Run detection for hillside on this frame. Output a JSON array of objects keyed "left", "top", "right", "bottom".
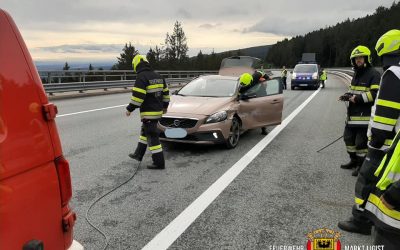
[{"left": 266, "top": 2, "right": 400, "bottom": 67}]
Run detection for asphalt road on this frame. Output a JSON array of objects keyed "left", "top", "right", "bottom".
[{"left": 53, "top": 74, "right": 374, "bottom": 249}]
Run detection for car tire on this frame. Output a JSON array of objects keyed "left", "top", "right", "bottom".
[
  {"left": 291, "top": 85, "right": 295, "bottom": 90},
  {"left": 226, "top": 117, "right": 241, "bottom": 149}
]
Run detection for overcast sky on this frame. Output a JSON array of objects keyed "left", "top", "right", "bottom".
[{"left": 2, "top": 0, "right": 397, "bottom": 63}]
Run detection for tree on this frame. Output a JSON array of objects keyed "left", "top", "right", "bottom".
[
  {"left": 113, "top": 42, "right": 138, "bottom": 70},
  {"left": 196, "top": 50, "right": 205, "bottom": 69},
  {"left": 88, "top": 64, "right": 94, "bottom": 71},
  {"left": 63, "top": 62, "right": 70, "bottom": 70},
  {"left": 147, "top": 47, "right": 158, "bottom": 69},
  {"left": 164, "top": 21, "right": 189, "bottom": 68}
]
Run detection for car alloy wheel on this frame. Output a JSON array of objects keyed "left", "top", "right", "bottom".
[{"left": 226, "top": 117, "right": 240, "bottom": 149}]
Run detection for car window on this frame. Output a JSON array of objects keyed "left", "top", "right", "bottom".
[
  {"left": 178, "top": 77, "right": 238, "bottom": 97},
  {"left": 265, "top": 79, "right": 281, "bottom": 95},
  {"left": 294, "top": 64, "right": 318, "bottom": 73},
  {"left": 244, "top": 79, "right": 281, "bottom": 98}
]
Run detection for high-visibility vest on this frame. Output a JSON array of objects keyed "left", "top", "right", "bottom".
[
  {"left": 365, "top": 129, "right": 400, "bottom": 230},
  {"left": 320, "top": 71, "right": 327, "bottom": 80},
  {"left": 281, "top": 69, "right": 287, "bottom": 77}
]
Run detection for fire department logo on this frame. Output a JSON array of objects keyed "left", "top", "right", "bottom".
[{"left": 306, "top": 228, "right": 341, "bottom": 250}]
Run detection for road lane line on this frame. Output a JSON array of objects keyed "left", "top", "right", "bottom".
[
  {"left": 57, "top": 104, "right": 126, "bottom": 117},
  {"left": 142, "top": 87, "right": 322, "bottom": 250}
]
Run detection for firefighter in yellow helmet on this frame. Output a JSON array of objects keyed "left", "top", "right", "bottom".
[
  {"left": 238, "top": 71, "right": 269, "bottom": 135},
  {"left": 361, "top": 29, "right": 400, "bottom": 249},
  {"left": 126, "top": 54, "right": 170, "bottom": 169},
  {"left": 338, "top": 31, "right": 400, "bottom": 244},
  {"left": 339, "top": 45, "right": 381, "bottom": 176}
]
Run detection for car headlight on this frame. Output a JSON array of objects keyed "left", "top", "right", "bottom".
[
  {"left": 205, "top": 111, "right": 228, "bottom": 124},
  {"left": 312, "top": 72, "right": 318, "bottom": 79},
  {"left": 291, "top": 73, "right": 297, "bottom": 79}
]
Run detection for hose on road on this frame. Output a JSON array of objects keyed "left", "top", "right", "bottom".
[
  {"left": 85, "top": 160, "right": 142, "bottom": 250},
  {"left": 316, "top": 135, "right": 344, "bottom": 153}
]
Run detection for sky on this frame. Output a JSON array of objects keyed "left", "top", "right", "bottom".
[{"left": 1, "top": 0, "right": 397, "bottom": 64}]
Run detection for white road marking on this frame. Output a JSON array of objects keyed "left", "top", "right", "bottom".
[
  {"left": 142, "top": 87, "right": 322, "bottom": 250},
  {"left": 57, "top": 104, "right": 126, "bottom": 117}
]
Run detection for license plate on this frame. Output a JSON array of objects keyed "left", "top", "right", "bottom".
[
  {"left": 300, "top": 84, "right": 308, "bottom": 86},
  {"left": 165, "top": 128, "right": 187, "bottom": 138}
]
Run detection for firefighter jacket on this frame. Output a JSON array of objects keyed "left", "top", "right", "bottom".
[
  {"left": 126, "top": 63, "right": 170, "bottom": 119},
  {"left": 346, "top": 66, "right": 380, "bottom": 128},
  {"left": 368, "top": 66, "right": 400, "bottom": 152}
]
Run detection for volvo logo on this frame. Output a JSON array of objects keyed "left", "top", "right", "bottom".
[{"left": 173, "top": 119, "right": 181, "bottom": 127}]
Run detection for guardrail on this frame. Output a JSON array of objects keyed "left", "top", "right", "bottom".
[
  {"left": 44, "top": 77, "right": 194, "bottom": 94},
  {"left": 40, "top": 70, "right": 219, "bottom": 94},
  {"left": 40, "top": 69, "right": 284, "bottom": 94},
  {"left": 39, "top": 70, "right": 219, "bottom": 84}
]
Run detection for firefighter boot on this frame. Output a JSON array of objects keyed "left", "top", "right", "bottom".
[
  {"left": 129, "top": 142, "right": 146, "bottom": 161},
  {"left": 351, "top": 166, "right": 361, "bottom": 176},
  {"left": 261, "top": 127, "right": 268, "bottom": 135},
  {"left": 341, "top": 160, "right": 357, "bottom": 169},
  {"left": 341, "top": 153, "right": 357, "bottom": 169},
  {"left": 338, "top": 217, "right": 371, "bottom": 235},
  {"left": 148, "top": 152, "right": 165, "bottom": 170},
  {"left": 352, "top": 157, "right": 364, "bottom": 176}
]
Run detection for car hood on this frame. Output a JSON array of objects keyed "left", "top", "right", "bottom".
[{"left": 167, "top": 96, "right": 234, "bottom": 115}]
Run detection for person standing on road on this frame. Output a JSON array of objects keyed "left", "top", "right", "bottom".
[
  {"left": 126, "top": 54, "right": 170, "bottom": 170},
  {"left": 364, "top": 129, "right": 400, "bottom": 249},
  {"left": 320, "top": 68, "right": 327, "bottom": 88},
  {"left": 339, "top": 30, "right": 400, "bottom": 237},
  {"left": 340, "top": 45, "right": 380, "bottom": 177},
  {"left": 238, "top": 72, "right": 268, "bottom": 135},
  {"left": 281, "top": 66, "right": 287, "bottom": 90}
]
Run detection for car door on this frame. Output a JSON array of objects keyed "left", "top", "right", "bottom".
[{"left": 238, "top": 78, "right": 283, "bottom": 130}]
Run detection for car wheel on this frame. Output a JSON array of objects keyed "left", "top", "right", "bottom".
[
  {"left": 291, "top": 85, "right": 295, "bottom": 90},
  {"left": 226, "top": 117, "right": 241, "bottom": 149}
]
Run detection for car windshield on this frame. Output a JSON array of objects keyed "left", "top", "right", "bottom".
[
  {"left": 294, "top": 64, "right": 318, "bottom": 73},
  {"left": 178, "top": 77, "right": 238, "bottom": 97}
]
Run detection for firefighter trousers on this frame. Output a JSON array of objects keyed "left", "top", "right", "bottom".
[
  {"left": 343, "top": 126, "right": 368, "bottom": 164},
  {"left": 133, "top": 119, "right": 165, "bottom": 167}
]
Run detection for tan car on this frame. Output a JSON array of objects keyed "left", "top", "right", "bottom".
[{"left": 158, "top": 56, "right": 284, "bottom": 148}]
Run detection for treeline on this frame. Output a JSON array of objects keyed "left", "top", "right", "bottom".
[
  {"left": 266, "top": 2, "right": 400, "bottom": 67},
  {"left": 112, "top": 21, "right": 246, "bottom": 71}
]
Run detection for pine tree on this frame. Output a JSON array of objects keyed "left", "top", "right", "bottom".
[
  {"left": 164, "top": 21, "right": 189, "bottom": 68},
  {"left": 63, "top": 62, "right": 70, "bottom": 70},
  {"left": 113, "top": 42, "right": 138, "bottom": 70}
]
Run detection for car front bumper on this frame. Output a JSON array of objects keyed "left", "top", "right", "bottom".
[
  {"left": 158, "top": 114, "right": 232, "bottom": 144},
  {"left": 291, "top": 79, "right": 320, "bottom": 87}
]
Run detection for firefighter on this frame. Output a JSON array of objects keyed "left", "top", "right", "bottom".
[
  {"left": 281, "top": 66, "right": 287, "bottom": 90},
  {"left": 320, "top": 68, "right": 327, "bottom": 88},
  {"left": 338, "top": 30, "right": 400, "bottom": 237},
  {"left": 365, "top": 130, "right": 400, "bottom": 249},
  {"left": 238, "top": 72, "right": 268, "bottom": 135},
  {"left": 340, "top": 45, "right": 381, "bottom": 177},
  {"left": 254, "top": 69, "right": 271, "bottom": 82},
  {"left": 126, "top": 54, "right": 170, "bottom": 170}
]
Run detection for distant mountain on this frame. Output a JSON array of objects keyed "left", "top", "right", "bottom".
[{"left": 35, "top": 60, "right": 115, "bottom": 71}]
